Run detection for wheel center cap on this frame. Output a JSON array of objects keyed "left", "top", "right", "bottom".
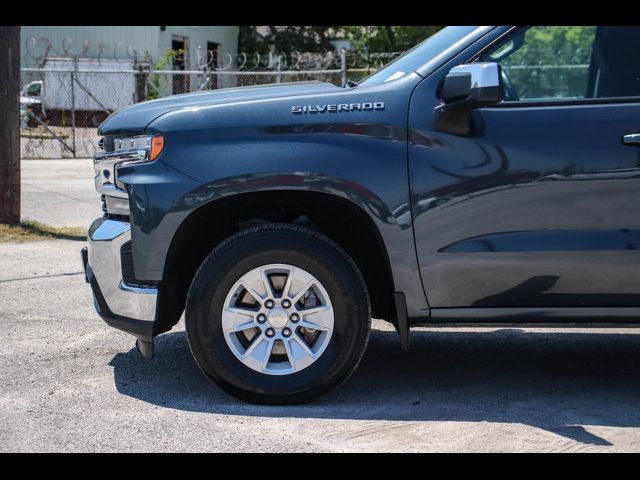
[{"left": 267, "top": 306, "right": 288, "bottom": 329}]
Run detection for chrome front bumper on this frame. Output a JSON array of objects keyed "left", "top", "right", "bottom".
[{"left": 85, "top": 217, "right": 158, "bottom": 324}]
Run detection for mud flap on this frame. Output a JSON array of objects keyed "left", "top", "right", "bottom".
[{"left": 393, "top": 292, "right": 410, "bottom": 352}]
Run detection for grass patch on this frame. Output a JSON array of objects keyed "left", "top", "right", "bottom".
[{"left": 0, "top": 220, "right": 86, "bottom": 243}]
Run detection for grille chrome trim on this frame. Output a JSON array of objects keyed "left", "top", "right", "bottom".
[{"left": 93, "top": 150, "right": 147, "bottom": 198}]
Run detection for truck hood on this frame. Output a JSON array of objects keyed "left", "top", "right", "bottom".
[{"left": 98, "top": 81, "right": 343, "bottom": 135}]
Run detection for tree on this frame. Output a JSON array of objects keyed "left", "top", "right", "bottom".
[
  {"left": 343, "top": 26, "right": 443, "bottom": 53},
  {"left": 0, "top": 26, "right": 20, "bottom": 225},
  {"left": 490, "top": 26, "right": 597, "bottom": 99},
  {"left": 238, "top": 26, "right": 444, "bottom": 55},
  {"left": 239, "top": 26, "right": 344, "bottom": 55}
]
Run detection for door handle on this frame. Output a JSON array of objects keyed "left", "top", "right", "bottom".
[{"left": 623, "top": 133, "right": 640, "bottom": 145}]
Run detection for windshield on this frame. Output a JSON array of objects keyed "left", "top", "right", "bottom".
[{"left": 359, "top": 26, "right": 481, "bottom": 86}]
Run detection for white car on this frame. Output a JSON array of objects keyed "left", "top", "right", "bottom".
[{"left": 20, "top": 81, "right": 43, "bottom": 127}]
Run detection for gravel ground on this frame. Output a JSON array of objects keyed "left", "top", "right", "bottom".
[
  {"left": 21, "top": 158, "right": 101, "bottom": 228},
  {"left": 2, "top": 239, "right": 640, "bottom": 452}
]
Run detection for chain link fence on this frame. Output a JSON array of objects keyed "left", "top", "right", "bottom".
[{"left": 20, "top": 37, "right": 402, "bottom": 159}]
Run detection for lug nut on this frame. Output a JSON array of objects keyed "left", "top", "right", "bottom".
[
  {"left": 290, "top": 313, "right": 300, "bottom": 323},
  {"left": 282, "top": 299, "right": 291, "bottom": 308},
  {"left": 283, "top": 327, "right": 292, "bottom": 337},
  {"left": 265, "top": 299, "right": 275, "bottom": 309},
  {"left": 265, "top": 328, "right": 275, "bottom": 338},
  {"left": 257, "top": 313, "right": 267, "bottom": 324}
]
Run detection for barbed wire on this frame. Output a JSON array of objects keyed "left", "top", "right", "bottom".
[{"left": 23, "top": 36, "right": 403, "bottom": 71}]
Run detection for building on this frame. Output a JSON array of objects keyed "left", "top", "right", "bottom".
[
  {"left": 21, "top": 26, "right": 239, "bottom": 92},
  {"left": 21, "top": 26, "right": 238, "bottom": 68}
]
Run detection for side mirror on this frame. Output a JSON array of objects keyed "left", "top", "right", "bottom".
[{"left": 434, "top": 62, "right": 504, "bottom": 135}]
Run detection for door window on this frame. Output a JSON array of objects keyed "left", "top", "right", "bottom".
[{"left": 479, "top": 26, "right": 640, "bottom": 102}]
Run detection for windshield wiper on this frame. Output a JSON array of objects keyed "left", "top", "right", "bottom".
[{"left": 344, "top": 79, "right": 359, "bottom": 88}]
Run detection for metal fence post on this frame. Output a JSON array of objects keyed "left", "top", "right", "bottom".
[
  {"left": 276, "top": 55, "right": 282, "bottom": 84},
  {"left": 340, "top": 48, "right": 347, "bottom": 87},
  {"left": 70, "top": 59, "right": 77, "bottom": 158},
  {"left": 202, "top": 63, "right": 208, "bottom": 91}
]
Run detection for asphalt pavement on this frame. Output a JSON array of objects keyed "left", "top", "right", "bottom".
[
  {"left": 21, "top": 158, "right": 101, "bottom": 228},
  {"left": 2, "top": 238, "right": 640, "bottom": 452}
]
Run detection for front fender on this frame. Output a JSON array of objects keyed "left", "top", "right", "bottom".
[{"left": 121, "top": 75, "right": 429, "bottom": 317}]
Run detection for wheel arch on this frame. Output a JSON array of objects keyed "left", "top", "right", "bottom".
[{"left": 155, "top": 189, "right": 397, "bottom": 335}]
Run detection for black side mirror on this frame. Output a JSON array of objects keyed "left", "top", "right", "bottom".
[{"left": 434, "top": 62, "right": 504, "bottom": 135}]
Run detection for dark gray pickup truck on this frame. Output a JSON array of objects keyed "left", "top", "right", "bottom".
[{"left": 82, "top": 26, "right": 640, "bottom": 403}]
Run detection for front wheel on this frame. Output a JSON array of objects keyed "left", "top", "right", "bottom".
[{"left": 185, "top": 224, "right": 371, "bottom": 404}]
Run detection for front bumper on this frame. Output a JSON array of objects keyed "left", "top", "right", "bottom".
[{"left": 82, "top": 217, "right": 158, "bottom": 346}]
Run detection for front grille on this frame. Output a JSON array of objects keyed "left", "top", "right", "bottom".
[{"left": 101, "top": 194, "right": 107, "bottom": 216}]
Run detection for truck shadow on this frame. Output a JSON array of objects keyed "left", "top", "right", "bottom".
[{"left": 109, "top": 327, "right": 640, "bottom": 446}]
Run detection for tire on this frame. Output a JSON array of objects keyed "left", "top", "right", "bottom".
[{"left": 185, "top": 223, "right": 371, "bottom": 404}]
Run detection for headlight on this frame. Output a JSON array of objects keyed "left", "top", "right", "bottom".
[
  {"left": 113, "top": 135, "right": 151, "bottom": 152},
  {"left": 111, "top": 134, "right": 165, "bottom": 162},
  {"left": 93, "top": 134, "right": 165, "bottom": 215}
]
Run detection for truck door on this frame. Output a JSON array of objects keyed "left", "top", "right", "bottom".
[{"left": 409, "top": 26, "right": 640, "bottom": 310}]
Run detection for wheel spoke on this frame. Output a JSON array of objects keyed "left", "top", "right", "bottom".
[
  {"left": 281, "top": 266, "right": 297, "bottom": 298},
  {"left": 298, "top": 305, "right": 333, "bottom": 331},
  {"left": 242, "top": 334, "right": 265, "bottom": 359},
  {"left": 292, "top": 333, "right": 316, "bottom": 358},
  {"left": 299, "top": 305, "right": 331, "bottom": 316},
  {"left": 291, "top": 280, "right": 315, "bottom": 305},
  {"left": 260, "top": 269, "right": 276, "bottom": 299},
  {"left": 239, "top": 280, "right": 265, "bottom": 305},
  {"left": 282, "top": 338, "right": 296, "bottom": 370},
  {"left": 285, "top": 336, "right": 317, "bottom": 370},
  {"left": 222, "top": 307, "right": 259, "bottom": 333},
  {"left": 261, "top": 339, "right": 275, "bottom": 370}
]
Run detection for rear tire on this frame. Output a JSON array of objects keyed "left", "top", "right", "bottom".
[{"left": 185, "top": 223, "right": 371, "bottom": 404}]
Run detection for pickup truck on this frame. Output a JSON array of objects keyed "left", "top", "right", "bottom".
[{"left": 82, "top": 26, "right": 640, "bottom": 404}]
